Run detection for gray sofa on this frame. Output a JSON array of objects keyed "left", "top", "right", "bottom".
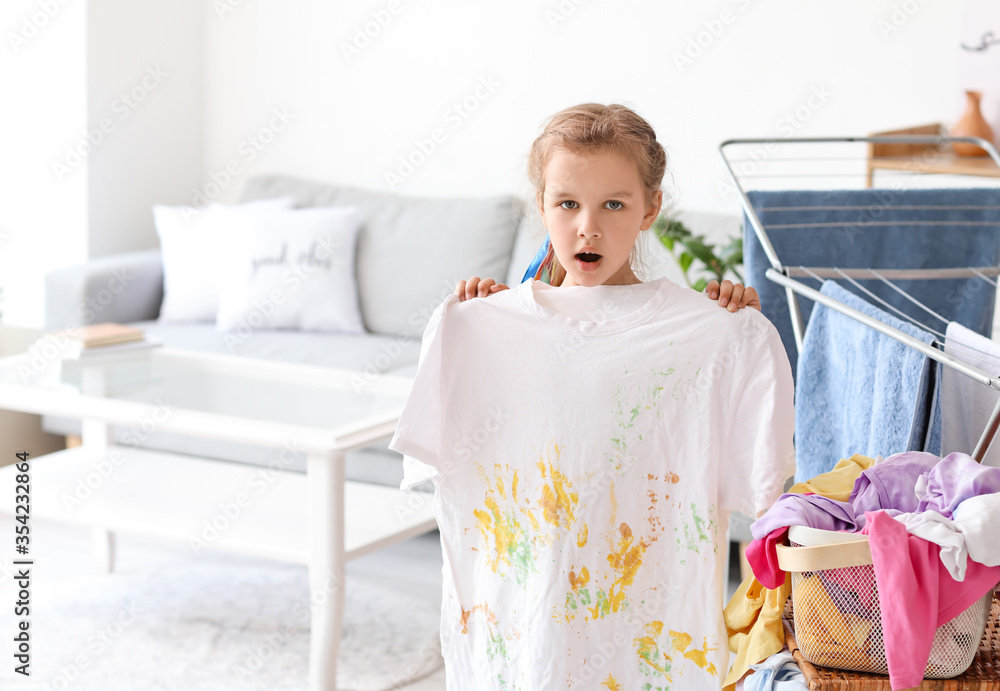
[{"left": 43, "top": 174, "right": 746, "bottom": 493}]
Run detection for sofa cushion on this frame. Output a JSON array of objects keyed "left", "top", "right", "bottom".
[
  {"left": 154, "top": 196, "right": 296, "bottom": 323},
  {"left": 239, "top": 175, "right": 523, "bottom": 338},
  {"left": 215, "top": 206, "right": 366, "bottom": 334}
]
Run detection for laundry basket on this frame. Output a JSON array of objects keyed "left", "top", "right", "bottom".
[{"left": 775, "top": 525, "right": 996, "bottom": 678}]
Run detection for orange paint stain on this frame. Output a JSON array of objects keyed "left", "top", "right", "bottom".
[
  {"left": 569, "top": 566, "right": 590, "bottom": 592},
  {"left": 666, "top": 472, "right": 680, "bottom": 484},
  {"left": 634, "top": 621, "right": 671, "bottom": 677},
  {"left": 606, "top": 523, "right": 648, "bottom": 613},
  {"left": 577, "top": 524, "right": 588, "bottom": 548},
  {"left": 683, "top": 637, "right": 718, "bottom": 676},
  {"left": 601, "top": 674, "right": 623, "bottom": 690},
  {"left": 540, "top": 467, "right": 577, "bottom": 529},
  {"left": 670, "top": 629, "right": 692, "bottom": 653},
  {"left": 473, "top": 496, "right": 517, "bottom": 572},
  {"left": 518, "top": 504, "right": 541, "bottom": 532},
  {"left": 459, "top": 603, "right": 497, "bottom": 634}
]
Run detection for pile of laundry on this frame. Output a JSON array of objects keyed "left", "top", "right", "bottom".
[{"left": 724, "top": 451, "right": 1000, "bottom": 691}]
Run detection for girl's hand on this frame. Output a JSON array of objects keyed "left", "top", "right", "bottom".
[
  {"left": 455, "top": 277, "right": 510, "bottom": 301},
  {"left": 705, "top": 280, "right": 760, "bottom": 312}
]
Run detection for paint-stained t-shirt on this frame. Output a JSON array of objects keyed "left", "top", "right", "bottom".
[{"left": 388, "top": 277, "right": 795, "bottom": 690}]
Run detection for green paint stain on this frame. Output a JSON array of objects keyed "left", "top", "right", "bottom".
[
  {"left": 605, "top": 366, "right": 674, "bottom": 472},
  {"left": 692, "top": 503, "right": 709, "bottom": 542},
  {"left": 674, "top": 504, "right": 718, "bottom": 558},
  {"left": 492, "top": 507, "right": 536, "bottom": 585},
  {"left": 487, "top": 629, "right": 508, "bottom": 661},
  {"left": 591, "top": 589, "right": 611, "bottom": 619}
]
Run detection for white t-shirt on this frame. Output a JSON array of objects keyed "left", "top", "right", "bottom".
[{"left": 388, "top": 277, "right": 795, "bottom": 690}]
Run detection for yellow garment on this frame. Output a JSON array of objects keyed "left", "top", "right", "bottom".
[
  {"left": 794, "top": 575, "right": 874, "bottom": 670},
  {"left": 722, "top": 573, "right": 792, "bottom": 689},
  {"left": 787, "top": 454, "right": 876, "bottom": 502},
  {"left": 723, "top": 453, "right": 875, "bottom": 686}
]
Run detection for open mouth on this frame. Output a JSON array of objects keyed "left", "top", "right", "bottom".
[{"left": 576, "top": 252, "right": 602, "bottom": 263}]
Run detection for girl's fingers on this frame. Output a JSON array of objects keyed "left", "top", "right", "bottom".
[
  {"left": 718, "top": 279, "right": 734, "bottom": 307},
  {"left": 706, "top": 279, "right": 720, "bottom": 299},
  {"left": 456, "top": 277, "right": 509, "bottom": 301},
  {"left": 478, "top": 278, "right": 496, "bottom": 297},
  {"left": 465, "top": 276, "right": 481, "bottom": 301},
  {"left": 727, "top": 283, "right": 744, "bottom": 311},
  {"left": 745, "top": 287, "right": 761, "bottom": 311}
]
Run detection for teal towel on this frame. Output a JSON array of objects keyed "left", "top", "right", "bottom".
[{"left": 744, "top": 188, "right": 1000, "bottom": 377}]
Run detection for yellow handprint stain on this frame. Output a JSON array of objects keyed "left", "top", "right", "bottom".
[{"left": 471, "top": 442, "right": 579, "bottom": 585}]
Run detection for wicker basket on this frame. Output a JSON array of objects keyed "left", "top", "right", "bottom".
[{"left": 776, "top": 525, "right": 996, "bottom": 678}]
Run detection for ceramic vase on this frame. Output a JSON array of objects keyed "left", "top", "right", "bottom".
[{"left": 951, "top": 90, "right": 995, "bottom": 157}]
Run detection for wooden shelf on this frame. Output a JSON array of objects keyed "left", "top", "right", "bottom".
[{"left": 866, "top": 123, "right": 1000, "bottom": 186}]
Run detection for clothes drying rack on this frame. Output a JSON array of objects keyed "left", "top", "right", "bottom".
[{"left": 718, "top": 134, "right": 1000, "bottom": 463}]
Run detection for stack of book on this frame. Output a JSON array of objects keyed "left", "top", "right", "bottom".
[{"left": 45, "top": 323, "right": 162, "bottom": 361}]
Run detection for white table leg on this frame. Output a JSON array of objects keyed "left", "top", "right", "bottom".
[
  {"left": 91, "top": 527, "right": 116, "bottom": 573},
  {"left": 81, "top": 367, "right": 116, "bottom": 574},
  {"left": 307, "top": 450, "right": 346, "bottom": 691}
]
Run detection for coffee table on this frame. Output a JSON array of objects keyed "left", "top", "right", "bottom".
[{"left": 0, "top": 346, "right": 437, "bottom": 690}]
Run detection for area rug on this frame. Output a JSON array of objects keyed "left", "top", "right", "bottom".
[{"left": 0, "top": 521, "right": 444, "bottom": 691}]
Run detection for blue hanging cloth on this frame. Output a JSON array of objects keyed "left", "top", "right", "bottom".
[{"left": 521, "top": 233, "right": 552, "bottom": 284}]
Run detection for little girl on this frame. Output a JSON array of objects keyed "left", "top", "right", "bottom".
[{"left": 389, "top": 103, "right": 794, "bottom": 690}]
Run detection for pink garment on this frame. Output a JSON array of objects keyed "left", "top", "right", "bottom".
[
  {"left": 865, "top": 510, "right": 1000, "bottom": 690},
  {"left": 746, "top": 527, "right": 788, "bottom": 589}
]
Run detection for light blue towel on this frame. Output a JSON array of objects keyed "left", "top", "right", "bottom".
[
  {"left": 745, "top": 649, "right": 808, "bottom": 691},
  {"left": 795, "top": 281, "right": 936, "bottom": 482},
  {"left": 744, "top": 188, "right": 1000, "bottom": 378}
]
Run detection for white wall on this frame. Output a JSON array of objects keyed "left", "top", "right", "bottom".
[
  {"left": 0, "top": 0, "right": 88, "bottom": 328},
  {"left": 0, "top": 0, "right": 205, "bottom": 328},
  {"left": 0, "top": 0, "right": 984, "bottom": 327},
  {"left": 86, "top": 0, "right": 205, "bottom": 258},
  {"left": 203, "top": 0, "right": 970, "bottom": 212}
]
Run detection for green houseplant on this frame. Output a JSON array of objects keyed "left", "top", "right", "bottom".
[{"left": 651, "top": 211, "right": 743, "bottom": 293}]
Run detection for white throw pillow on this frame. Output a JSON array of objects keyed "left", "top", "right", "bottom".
[
  {"left": 215, "top": 206, "right": 365, "bottom": 334},
  {"left": 154, "top": 196, "right": 296, "bottom": 323}
]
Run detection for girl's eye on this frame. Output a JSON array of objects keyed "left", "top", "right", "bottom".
[
  {"left": 605, "top": 201, "right": 624, "bottom": 210},
  {"left": 559, "top": 201, "right": 578, "bottom": 210}
]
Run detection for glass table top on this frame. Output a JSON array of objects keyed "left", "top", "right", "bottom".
[{"left": 0, "top": 346, "right": 413, "bottom": 431}]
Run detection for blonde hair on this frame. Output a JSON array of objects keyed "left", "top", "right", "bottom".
[{"left": 526, "top": 103, "right": 669, "bottom": 286}]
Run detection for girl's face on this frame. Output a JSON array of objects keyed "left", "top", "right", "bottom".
[{"left": 537, "top": 148, "right": 662, "bottom": 287}]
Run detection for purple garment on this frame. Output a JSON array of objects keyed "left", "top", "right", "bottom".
[
  {"left": 819, "top": 571, "right": 877, "bottom": 619},
  {"left": 848, "top": 451, "right": 939, "bottom": 516},
  {"left": 750, "top": 493, "right": 860, "bottom": 541},
  {"left": 915, "top": 452, "right": 1000, "bottom": 518}
]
